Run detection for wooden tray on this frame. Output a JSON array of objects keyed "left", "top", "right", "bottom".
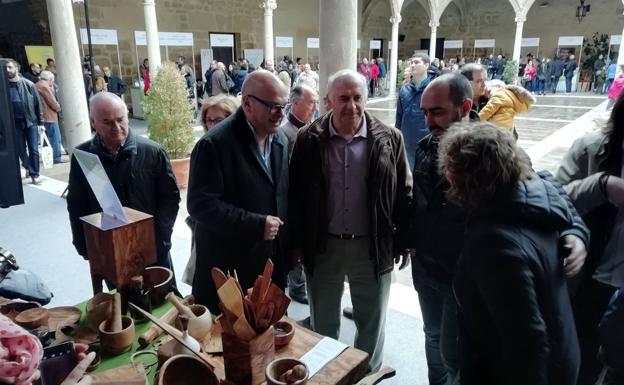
[{"left": 48, "top": 306, "right": 82, "bottom": 330}]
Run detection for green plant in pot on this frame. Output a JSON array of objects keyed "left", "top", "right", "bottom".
[{"left": 143, "top": 61, "right": 195, "bottom": 189}]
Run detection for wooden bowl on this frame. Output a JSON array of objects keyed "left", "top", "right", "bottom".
[
  {"left": 99, "top": 316, "right": 135, "bottom": 355},
  {"left": 266, "top": 357, "right": 309, "bottom": 385},
  {"left": 1, "top": 301, "right": 40, "bottom": 321},
  {"left": 48, "top": 306, "right": 82, "bottom": 330},
  {"left": 86, "top": 292, "right": 113, "bottom": 330},
  {"left": 15, "top": 307, "right": 49, "bottom": 329},
  {"left": 273, "top": 320, "right": 295, "bottom": 347},
  {"left": 158, "top": 354, "right": 219, "bottom": 385},
  {"left": 186, "top": 304, "right": 213, "bottom": 342},
  {"left": 144, "top": 266, "right": 173, "bottom": 306}
]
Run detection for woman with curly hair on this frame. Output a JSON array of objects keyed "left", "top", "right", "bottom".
[{"left": 439, "top": 122, "right": 580, "bottom": 385}]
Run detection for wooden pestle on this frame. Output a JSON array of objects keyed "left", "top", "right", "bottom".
[
  {"left": 110, "top": 292, "right": 122, "bottom": 332},
  {"left": 138, "top": 295, "right": 194, "bottom": 347},
  {"left": 165, "top": 292, "right": 196, "bottom": 319}
]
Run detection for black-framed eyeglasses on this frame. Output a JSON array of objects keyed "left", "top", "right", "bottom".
[{"left": 247, "top": 94, "right": 287, "bottom": 114}]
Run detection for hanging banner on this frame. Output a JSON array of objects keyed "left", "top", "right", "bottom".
[
  {"left": 275, "top": 36, "right": 293, "bottom": 48},
  {"left": 210, "top": 33, "right": 234, "bottom": 47},
  {"left": 610, "top": 35, "right": 622, "bottom": 45},
  {"left": 474, "top": 39, "right": 495, "bottom": 48},
  {"left": 558, "top": 36, "right": 584, "bottom": 46},
  {"left": 80, "top": 29, "right": 118, "bottom": 45},
  {"left": 444, "top": 40, "right": 463, "bottom": 49},
  {"left": 370, "top": 40, "right": 381, "bottom": 50},
  {"left": 244, "top": 49, "right": 264, "bottom": 68},
  {"left": 307, "top": 37, "right": 320, "bottom": 48},
  {"left": 521, "top": 37, "right": 540, "bottom": 47},
  {"left": 134, "top": 31, "right": 194, "bottom": 46}
]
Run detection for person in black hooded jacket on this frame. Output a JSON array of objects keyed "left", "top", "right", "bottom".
[{"left": 439, "top": 122, "right": 580, "bottom": 385}]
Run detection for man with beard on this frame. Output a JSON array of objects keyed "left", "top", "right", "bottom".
[{"left": 409, "top": 73, "right": 589, "bottom": 385}]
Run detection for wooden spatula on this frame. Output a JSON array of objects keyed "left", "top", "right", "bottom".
[
  {"left": 217, "top": 279, "right": 245, "bottom": 319},
  {"left": 211, "top": 268, "right": 228, "bottom": 290}
]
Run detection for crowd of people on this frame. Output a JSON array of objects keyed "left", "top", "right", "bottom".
[{"left": 4, "top": 44, "right": 624, "bottom": 385}]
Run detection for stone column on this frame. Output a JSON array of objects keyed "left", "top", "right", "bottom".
[
  {"left": 46, "top": 0, "right": 91, "bottom": 149},
  {"left": 143, "top": 0, "right": 161, "bottom": 77},
  {"left": 319, "top": 0, "right": 358, "bottom": 111},
  {"left": 261, "top": 0, "right": 277, "bottom": 67},
  {"left": 512, "top": 15, "right": 525, "bottom": 64},
  {"left": 389, "top": 15, "right": 401, "bottom": 98},
  {"left": 429, "top": 21, "right": 439, "bottom": 59}
]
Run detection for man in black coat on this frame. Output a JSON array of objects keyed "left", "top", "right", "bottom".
[
  {"left": 67, "top": 92, "right": 180, "bottom": 272},
  {"left": 565, "top": 54, "right": 578, "bottom": 93},
  {"left": 103, "top": 66, "right": 128, "bottom": 97},
  {"left": 187, "top": 70, "right": 289, "bottom": 314},
  {"left": 551, "top": 56, "right": 564, "bottom": 93}
]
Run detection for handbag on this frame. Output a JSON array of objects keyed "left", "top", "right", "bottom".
[{"left": 39, "top": 130, "right": 53, "bottom": 169}]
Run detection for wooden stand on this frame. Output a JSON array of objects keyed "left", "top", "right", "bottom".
[
  {"left": 81, "top": 207, "right": 156, "bottom": 301},
  {"left": 222, "top": 327, "right": 275, "bottom": 385}
]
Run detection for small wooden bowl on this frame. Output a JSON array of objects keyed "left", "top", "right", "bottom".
[
  {"left": 144, "top": 266, "right": 173, "bottom": 306},
  {"left": 99, "top": 316, "right": 135, "bottom": 355},
  {"left": 1, "top": 301, "right": 40, "bottom": 321},
  {"left": 48, "top": 306, "right": 82, "bottom": 330},
  {"left": 266, "top": 358, "right": 308, "bottom": 385},
  {"left": 158, "top": 354, "right": 219, "bottom": 385},
  {"left": 273, "top": 320, "right": 295, "bottom": 347},
  {"left": 15, "top": 307, "right": 49, "bottom": 329}
]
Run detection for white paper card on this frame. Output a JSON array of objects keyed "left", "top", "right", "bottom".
[
  {"left": 300, "top": 337, "right": 349, "bottom": 377},
  {"left": 72, "top": 149, "right": 129, "bottom": 227}
]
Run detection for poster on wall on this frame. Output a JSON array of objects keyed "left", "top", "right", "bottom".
[
  {"left": 557, "top": 36, "right": 583, "bottom": 46},
  {"left": 370, "top": 40, "right": 381, "bottom": 50},
  {"left": 244, "top": 49, "right": 264, "bottom": 68},
  {"left": 210, "top": 34, "right": 234, "bottom": 47},
  {"left": 443, "top": 40, "right": 463, "bottom": 49},
  {"left": 474, "top": 39, "right": 495, "bottom": 48},
  {"left": 275, "top": 36, "right": 293, "bottom": 48},
  {"left": 24, "top": 46, "right": 55, "bottom": 66},
  {"left": 80, "top": 29, "right": 118, "bottom": 45},
  {"left": 610, "top": 35, "right": 622, "bottom": 46},
  {"left": 521, "top": 37, "right": 540, "bottom": 47},
  {"left": 134, "top": 31, "right": 194, "bottom": 46},
  {"left": 307, "top": 38, "right": 320, "bottom": 49}
]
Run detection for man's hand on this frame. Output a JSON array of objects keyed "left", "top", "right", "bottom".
[
  {"left": 606, "top": 176, "right": 624, "bottom": 208},
  {"left": 263, "top": 215, "right": 284, "bottom": 240},
  {"left": 394, "top": 249, "right": 412, "bottom": 270},
  {"left": 561, "top": 234, "right": 587, "bottom": 278}
]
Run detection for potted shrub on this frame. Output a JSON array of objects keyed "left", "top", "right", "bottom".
[{"left": 143, "top": 61, "right": 195, "bottom": 188}]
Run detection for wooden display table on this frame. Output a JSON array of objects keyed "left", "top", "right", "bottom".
[{"left": 77, "top": 299, "right": 369, "bottom": 385}]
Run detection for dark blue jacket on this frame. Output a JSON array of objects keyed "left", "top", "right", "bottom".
[
  {"left": 395, "top": 77, "right": 430, "bottom": 169},
  {"left": 378, "top": 62, "right": 387, "bottom": 77},
  {"left": 233, "top": 69, "right": 247, "bottom": 94},
  {"left": 565, "top": 60, "right": 577, "bottom": 78},
  {"left": 552, "top": 59, "right": 564, "bottom": 77}
]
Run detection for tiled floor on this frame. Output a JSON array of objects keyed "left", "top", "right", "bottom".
[{"left": 0, "top": 91, "right": 607, "bottom": 385}]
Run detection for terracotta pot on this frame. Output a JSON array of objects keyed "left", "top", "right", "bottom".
[
  {"left": 99, "top": 316, "right": 135, "bottom": 355},
  {"left": 158, "top": 354, "right": 219, "bottom": 385},
  {"left": 266, "top": 357, "right": 308, "bottom": 385},
  {"left": 171, "top": 157, "right": 190, "bottom": 189},
  {"left": 144, "top": 266, "right": 174, "bottom": 306}
]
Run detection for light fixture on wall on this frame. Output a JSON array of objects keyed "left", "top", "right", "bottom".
[{"left": 576, "top": 0, "right": 590, "bottom": 23}]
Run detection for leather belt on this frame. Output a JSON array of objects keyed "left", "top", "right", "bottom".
[{"left": 328, "top": 233, "right": 368, "bottom": 240}]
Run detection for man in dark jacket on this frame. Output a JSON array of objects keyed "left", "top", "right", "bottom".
[
  {"left": 23, "top": 63, "right": 41, "bottom": 84},
  {"left": 187, "top": 70, "right": 289, "bottom": 314},
  {"left": 289, "top": 69, "right": 412, "bottom": 372},
  {"left": 211, "top": 62, "right": 229, "bottom": 96},
  {"left": 412, "top": 74, "right": 589, "bottom": 385},
  {"left": 599, "top": 289, "right": 624, "bottom": 383},
  {"left": 6, "top": 59, "right": 45, "bottom": 185},
  {"left": 551, "top": 56, "right": 564, "bottom": 93},
  {"left": 494, "top": 54, "right": 505, "bottom": 80},
  {"left": 565, "top": 54, "right": 578, "bottom": 93},
  {"left": 396, "top": 53, "right": 430, "bottom": 169},
  {"left": 103, "top": 66, "right": 127, "bottom": 97},
  {"left": 439, "top": 122, "right": 581, "bottom": 385},
  {"left": 67, "top": 92, "right": 180, "bottom": 273},
  {"left": 204, "top": 60, "right": 217, "bottom": 97},
  {"left": 233, "top": 64, "right": 248, "bottom": 94},
  {"left": 536, "top": 57, "right": 550, "bottom": 95}
]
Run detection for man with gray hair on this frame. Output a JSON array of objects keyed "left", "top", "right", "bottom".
[
  {"left": 289, "top": 69, "right": 412, "bottom": 371},
  {"left": 281, "top": 84, "right": 318, "bottom": 156},
  {"left": 67, "top": 92, "right": 180, "bottom": 273}
]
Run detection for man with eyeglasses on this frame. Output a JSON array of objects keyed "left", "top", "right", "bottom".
[
  {"left": 288, "top": 69, "right": 412, "bottom": 372},
  {"left": 187, "top": 70, "right": 290, "bottom": 314}
]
